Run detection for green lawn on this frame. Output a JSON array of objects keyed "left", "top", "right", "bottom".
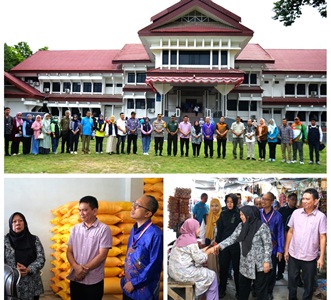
[{"left": 4, "top": 140, "right": 326, "bottom": 174}]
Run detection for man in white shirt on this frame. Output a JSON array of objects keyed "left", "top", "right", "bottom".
[{"left": 116, "top": 112, "right": 127, "bottom": 154}]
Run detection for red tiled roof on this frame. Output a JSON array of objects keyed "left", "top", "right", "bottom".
[
  {"left": 112, "top": 44, "right": 151, "bottom": 63},
  {"left": 147, "top": 67, "right": 244, "bottom": 77},
  {"left": 232, "top": 86, "right": 264, "bottom": 93},
  {"left": 10, "top": 50, "right": 122, "bottom": 73},
  {"left": 236, "top": 44, "right": 275, "bottom": 63},
  {"left": 4, "top": 72, "right": 44, "bottom": 98},
  {"left": 264, "top": 49, "right": 326, "bottom": 73},
  {"left": 263, "top": 97, "right": 326, "bottom": 105}
]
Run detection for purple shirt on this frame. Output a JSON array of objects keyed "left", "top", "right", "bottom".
[
  {"left": 67, "top": 219, "right": 112, "bottom": 284},
  {"left": 179, "top": 121, "right": 192, "bottom": 139},
  {"left": 288, "top": 207, "right": 326, "bottom": 261}
]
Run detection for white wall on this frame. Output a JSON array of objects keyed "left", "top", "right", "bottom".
[{"left": 4, "top": 177, "right": 144, "bottom": 291}]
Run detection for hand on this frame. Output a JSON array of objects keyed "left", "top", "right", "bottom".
[
  {"left": 73, "top": 264, "right": 89, "bottom": 281},
  {"left": 284, "top": 251, "right": 289, "bottom": 262},
  {"left": 17, "top": 263, "right": 29, "bottom": 277},
  {"left": 123, "top": 281, "right": 134, "bottom": 293},
  {"left": 263, "top": 262, "right": 270, "bottom": 273},
  {"left": 317, "top": 257, "right": 324, "bottom": 271},
  {"left": 276, "top": 252, "right": 283, "bottom": 261}
]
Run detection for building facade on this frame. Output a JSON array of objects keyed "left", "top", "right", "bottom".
[{"left": 4, "top": 0, "right": 327, "bottom": 127}]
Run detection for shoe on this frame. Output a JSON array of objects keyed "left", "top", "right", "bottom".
[
  {"left": 96, "top": 152, "right": 99, "bottom": 154},
  {"left": 281, "top": 159, "right": 286, "bottom": 163},
  {"left": 232, "top": 157, "right": 237, "bottom": 160},
  {"left": 87, "top": 151, "right": 91, "bottom": 154},
  {"left": 146, "top": 153, "right": 149, "bottom": 155},
  {"left": 5, "top": 154, "right": 11, "bottom": 156},
  {"left": 291, "top": 160, "right": 297, "bottom": 163},
  {"left": 204, "top": 156, "right": 208, "bottom": 158},
  {"left": 155, "top": 153, "right": 158, "bottom": 156},
  {"left": 74, "top": 151, "right": 77, "bottom": 154},
  {"left": 287, "top": 160, "right": 291, "bottom": 164},
  {"left": 252, "top": 158, "right": 256, "bottom": 160},
  {"left": 185, "top": 154, "right": 188, "bottom": 157},
  {"left": 272, "top": 159, "right": 275, "bottom": 162},
  {"left": 276, "top": 273, "right": 284, "bottom": 280},
  {"left": 70, "top": 151, "right": 73, "bottom": 154},
  {"left": 210, "top": 156, "right": 213, "bottom": 159},
  {"left": 261, "top": 158, "right": 265, "bottom": 161},
  {"left": 300, "top": 161, "right": 304, "bottom": 165},
  {"left": 100, "top": 151, "right": 103, "bottom": 154},
  {"left": 159, "top": 153, "right": 163, "bottom": 156},
  {"left": 219, "top": 292, "right": 226, "bottom": 299},
  {"left": 317, "top": 161, "right": 320, "bottom": 165},
  {"left": 240, "top": 157, "right": 243, "bottom": 160},
  {"left": 267, "top": 293, "right": 274, "bottom": 300},
  {"left": 309, "top": 161, "right": 313, "bottom": 164},
  {"left": 268, "top": 158, "right": 272, "bottom": 162},
  {"left": 246, "top": 157, "right": 250, "bottom": 160}
]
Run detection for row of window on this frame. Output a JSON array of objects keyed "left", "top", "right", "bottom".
[
  {"left": 162, "top": 50, "right": 228, "bottom": 66},
  {"left": 43, "top": 82, "right": 124, "bottom": 93},
  {"left": 227, "top": 100, "right": 257, "bottom": 111},
  {"left": 285, "top": 83, "right": 327, "bottom": 96},
  {"left": 127, "top": 99, "right": 155, "bottom": 109}
]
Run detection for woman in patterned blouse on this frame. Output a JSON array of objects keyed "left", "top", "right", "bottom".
[{"left": 213, "top": 206, "right": 272, "bottom": 300}]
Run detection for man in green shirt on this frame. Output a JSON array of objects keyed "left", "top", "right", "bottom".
[{"left": 166, "top": 115, "right": 179, "bottom": 156}]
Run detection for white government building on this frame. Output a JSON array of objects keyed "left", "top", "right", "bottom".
[{"left": 4, "top": 0, "right": 326, "bottom": 127}]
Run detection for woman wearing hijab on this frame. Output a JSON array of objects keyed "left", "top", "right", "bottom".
[
  {"left": 11, "top": 112, "right": 24, "bottom": 155},
  {"left": 50, "top": 116, "right": 61, "bottom": 154},
  {"left": 69, "top": 114, "right": 81, "bottom": 154},
  {"left": 22, "top": 114, "right": 34, "bottom": 154},
  {"left": 205, "top": 198, "right": 222, "bottom": 283},
  {"left": 95, "top": 114, "right": 105, "bottom": 153},
  {"left": 141, "top": 117, "right": 153, "bottom": 155},
  {"left": 256, "top": 118, "right": 268, "bottom": 161},
  {"left": 39, "top": 113, "right": 51, "bottom": 154},
  {"left": 191, "top": 120, "right": 202, "bottom": 157},
  {"left": 4, "top": 212, "right": 45, "bottom": 300},
  {"left": 31, "top": 115, "right": 42, "bottom": 155},
  {"left": 267, "top": 118, "right": 279, "bottom": 162},
  {"left": 169, "top": 218, "right": 219, "bottom": 300},
  {"left": 105, "top": 115, "right": 118, "bottom": 155},
  {"left": 214, "top": 206, "right": 272, "bottom": 300},
  {"left": 215, "top": 194, "right": 242, "bottom": 298}
]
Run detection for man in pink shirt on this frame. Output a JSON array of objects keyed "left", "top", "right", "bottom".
[
  {"left": 66, "top": 196, "right": 112, "bottom": 300},
  {"left": 284, "top": 188, "right": 326, "bottom": 300},
  {"left": 178, "top": 115, "right": 192, "bottom": 157}
]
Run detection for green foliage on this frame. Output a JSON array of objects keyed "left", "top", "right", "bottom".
[
  {"left": 4, "top": 41, "right": 33, "bottom": 71},
  {"left": 38, "top": 46, "right": 49, "bottom": 51},
  {"left": 273, "top": 0, "right": 327, "bottom": 26}
]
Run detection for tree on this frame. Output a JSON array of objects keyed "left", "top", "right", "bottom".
[
  {"left": 4, "top": 41, "right": 33, "bottom": 72},
  {"left": 273, "top": 0, "right": 327, "bottom": 26},
  {"left": 38, "top": 46, "right": 49, "bottom": 51}
]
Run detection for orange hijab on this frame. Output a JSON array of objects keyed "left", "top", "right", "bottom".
[{"left": 205, "top": 198, "right": 222, "bottom": 240}]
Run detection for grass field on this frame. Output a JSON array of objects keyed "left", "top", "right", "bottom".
[{"left": 4, "top": 139, "right": 326, "bottom": 174}]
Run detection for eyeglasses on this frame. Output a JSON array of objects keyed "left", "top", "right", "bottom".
[{"left": 132, "top": 201, "right": 150, "bottom": 211}]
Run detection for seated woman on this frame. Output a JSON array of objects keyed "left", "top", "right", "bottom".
[
  {"left": 168, "top": 218, "right": 218, "bottom": 300},
  {"left": 213, "top": 206, "right": 272, "bottom": 300},
  {"left": 4, "top": 212, "right": 46, "bottom": 300}
]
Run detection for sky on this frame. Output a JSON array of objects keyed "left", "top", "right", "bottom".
[{"left": 2, "top": 0, "right": 328, "bottom": 52}]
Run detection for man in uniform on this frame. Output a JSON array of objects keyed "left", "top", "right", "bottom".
[
  {"left": 152, "top": 114, "right": 166, "bottom": 156},
  {"left": 166, "top": 115, "right": 179, "bottom": 156}
]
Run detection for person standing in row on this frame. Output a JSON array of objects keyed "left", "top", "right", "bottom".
[
  {"left": 231, "top": 116, "right": 245, "bottom": 160},
  {"left": 126, "top": 111, "right": 139, "bottom": 155},
  {"left": 50, "top": 116, "right": 61, "bottom": 154},
  {"left": 66, "top": 196, "right": 112, "bottom": 300},
  {"left": 245, "top": 119, "right": 256, "bottom": 160},
  {"left": 284, "top": 188, "right": 326, "bottom": 300},
  {"left": 69, "top": 114, "right": 81, "bottom": 154},
  {"left": 22, "top": 114, "right": 33, "bottom": 155},
  {"left": 81, "top": 111, "right": 94, "bottom": 154},
  {"left": 166, "top": 115, "right": 179, "bottom": 156},
  {"left": 105, "top": 115, "right": 117, "bottom": 155},
  {"left": 307, "top": 116, "right": 323, "bottom": 165},
  {"left": 116, "top": 112, "right": 127, "bottom": 154},
  {"left": 60, "top": 110, "right": 71, "bottom": 154},
  {"left": 141, "top": 117, "right": 153, "bottom": 155},
  {"left": 279, "top": 118, "right": 293, "bottom": 164},
  {"left": 191, "top": 120, "right": 202, "bottom": 157},
  {"left": 202, "top": 117, "right": 215, "bottom": 158},
  {"left": 4, "top": 107, "right": 13, "bottom": 156},
  {"left": 179, "top": 115, "right": 191, "bottom": 157},
  {"left": 153, "top": 114, "right": 166, "bottom": 156},
  {"left": 11, "top": 112, "right": 23, "bottom": 155},
  {"left": 216, "top": 117, "right": 229, "bottom": 159},
  {"left": 291, "top": 116, "right": 307, "bottom": 164},
  {"left": 267, "top": 118, "right": 279, "bottom": 162},
  {"left": 39, "top": 113, "right": 51, "bottom": 154},
  {"left": 31, "top": 115, "right": 42, "bottom": 155},
  {"left": 257, "top": 118, "right": 268, "bottom": 161},
  {"left": 95, "top": 114, "right": 105, "bottom": 154}
]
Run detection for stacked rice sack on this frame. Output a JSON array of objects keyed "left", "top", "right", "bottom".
[
  {"left": 168, "top": 187, "right": 191, "bottom": 229},
  {"left": 50, "top": 178, "right": 163, "bottom": 300}
]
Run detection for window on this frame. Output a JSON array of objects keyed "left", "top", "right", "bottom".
[
  {"left": 250, "top": 101, "right": 257, "bottom": 111},
  {"left": 227, "top": 99, "right": 237, "bottom": 111},
  {"left": 72, "top": 82, "right": 81, "bottom": 93},
  {"left": 52, "top": 82, "right": 60, "bottom": 92},
  {"left": 163, "top": 51, "right": 169, "bottom": 65},
  {"left": 285, "top": 84, "right": 295, "bottom": 95},
  {"left": 239, "top": 101, "right": 249, "bottom": 111},
  {"left": 43, "top": 82, "right": 50, "bottom": 92},
  {"left": 136, "top": 99, "right": 145, "bottom": 109},
  {"left": 179, "top": 51, "right": 210, "bottom": 65},
  {"left": 127, "top": 99, "right": 134, "bottom": 109},
  {"left": 171, "top": 51, "right": 177, "bottom": 65},
  {"left": 178, "top": 10, "right": 215, "bottom": 23},
  {"left": 320, "top": 84, "right": 326, "bottom": 95},
  {"left": 297, "top": 111, "right": 306, "bottom": 121},
  {"left": 128, "top": 73, "right": 135, "bottom": 83},
  {"left": 93, "top": 82, "right": 102, "bottom": 93},
  {"left": 243, "top": 73, "right": 257, "bottom": 85},
  {"left": 250, "top": 74, "right": 257, "bottom": 85},
  {"left": 221, "top": 51, "right": 227, "bottom": 65},
  {"left": 264, "top": 81, "right": 269, "bottom": 84},
  {"left": 243, "top": 74, "right": 249, "bottom": 84},
  {"left": 63, "top": 82, "right": 71, "bottom": 92},
  {"left": 212, "top": 51, "right": 218, "bottom": 65},
  {"left": 147, "top": 98, "right": 155, "bottom": 109},
  {"left": 106, "top": 83, "right": 113, "bottom": 87},
  {"left": 116, "top": 83, "right": 123, "bottom": 87},
  {"left": 136, "top": 73, "right": 146, "bottom": 83},
  {"left": 308, "top": 84, "right": 318, "bottom": 95},
  {"left": 83, "top": 82, "right": 92, "bottom": 93},
  {"left": 296, "top": 84, "right": 305, "bottom": 95},
  {"left": 285, "top": 111, "right": 295, "bottom": 121}
]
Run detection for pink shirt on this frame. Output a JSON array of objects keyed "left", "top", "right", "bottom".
[
  {"left": 67, "top": 219, "right": 112, "bottom": 284},
  {"left": 179, "top": 121, "right": 192, "bottom": 138},
  {"left": 288, "top": 207, "right": 326, "bottom": 261}
]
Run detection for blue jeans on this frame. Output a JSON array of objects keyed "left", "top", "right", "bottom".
[
  {"left": 51, "top": 137, "right": 60, "bottom": 153},
  {"left": 142, "top": 136, "right": 151, "bottom": 153}
]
